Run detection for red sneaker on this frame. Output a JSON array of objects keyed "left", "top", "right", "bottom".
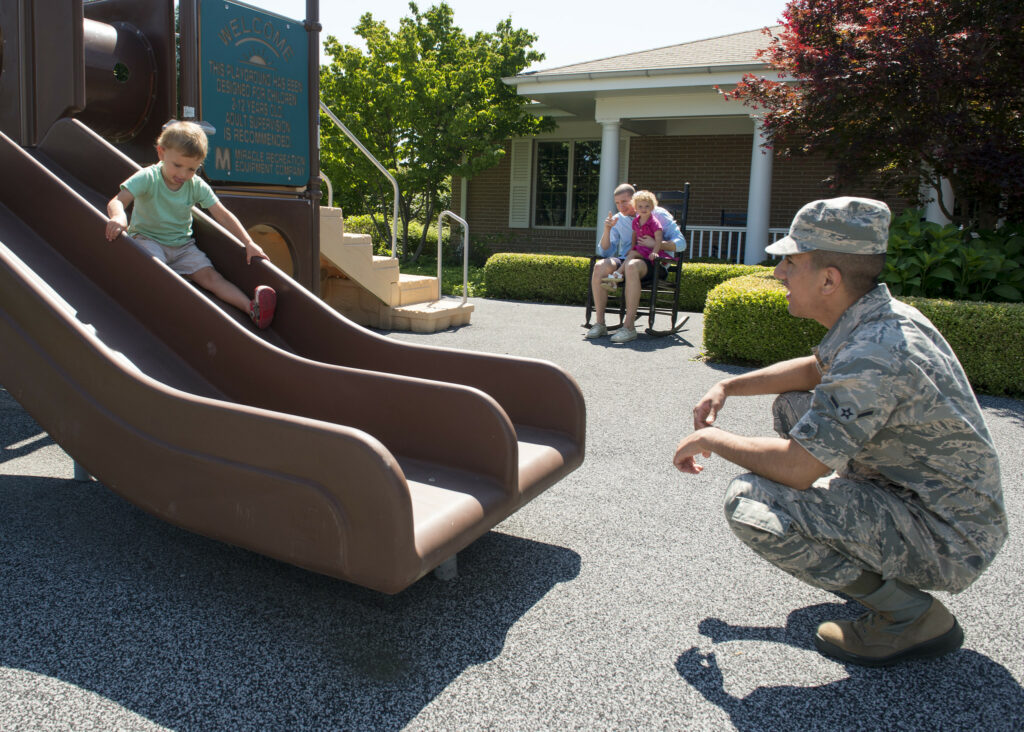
[{"left": 248, "top": 285, "right": 276, "bottom": 329}]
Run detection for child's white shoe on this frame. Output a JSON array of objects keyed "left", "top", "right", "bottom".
[{"left": 601, "top": 271, "right": 623, "bottom": 291}]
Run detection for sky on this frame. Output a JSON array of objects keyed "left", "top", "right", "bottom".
[{"left": 244, "top": 0, "right": 790, "bottom": 71}]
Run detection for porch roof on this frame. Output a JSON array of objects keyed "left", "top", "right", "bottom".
[{"left": 504, "top": 27, "right": 783, "bottom": 121}]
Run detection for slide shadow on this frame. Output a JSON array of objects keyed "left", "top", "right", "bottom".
[
  {"left": 0, "top": 388, "right": 56, "bottom": 464},
  {"left": 677, "top": 602, "right": 1024, "bottom": 731},
  {"left": 0, "top": 474, "right": 580, "bottom": 730}
]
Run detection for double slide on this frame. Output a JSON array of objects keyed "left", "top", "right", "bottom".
[{"left": 0, "top": 119, "right": 585, "bottom": 593}]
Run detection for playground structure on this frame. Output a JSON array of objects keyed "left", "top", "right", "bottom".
[{"left": 0, "top": 0, "right": 585, "bottom": 593}]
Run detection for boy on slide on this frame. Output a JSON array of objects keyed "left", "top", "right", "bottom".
[{"left": 105, "top": 120, "right": 276, "bottom": 328}]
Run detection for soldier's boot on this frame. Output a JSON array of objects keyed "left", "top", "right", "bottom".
[{"left": 815, "top": 577, "right": 964, "bottom": 667}]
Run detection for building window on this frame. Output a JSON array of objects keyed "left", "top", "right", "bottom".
[{"left": 533, "top": 140, "right": 601, "bottom": 228}]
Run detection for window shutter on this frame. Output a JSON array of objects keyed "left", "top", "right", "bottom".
[
  {"left": 508, "top": 138, "right": 532, "bottom": 228},
  {"left": 618, "top": 136, "right": 630, "bottom": 185}
]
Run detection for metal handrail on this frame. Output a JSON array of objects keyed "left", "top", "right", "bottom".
[
  {"left": 437, "top": 210, "right": 469, "bottom": 304},
  {"left": 319, "top": 100, "right": 399, "bottom": 257},
  {"left": 319, "top": 171, "right": 333, "bottom": 207}
]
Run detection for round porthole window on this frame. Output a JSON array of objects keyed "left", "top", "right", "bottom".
[{"left": 248, "top": 224, "right": 294, "bottom": 277}]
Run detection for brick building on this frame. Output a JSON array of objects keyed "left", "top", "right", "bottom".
[{"left": 453, "top": 28, "right": 913, "bottom": 261}]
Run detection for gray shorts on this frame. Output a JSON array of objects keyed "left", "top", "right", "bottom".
[{"left": 133, "top": 235, "right": 213, "bottom": 276}]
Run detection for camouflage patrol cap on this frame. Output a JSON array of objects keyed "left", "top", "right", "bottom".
[{"left": 765, "top": 197, "right": 891, "bottom": 256}]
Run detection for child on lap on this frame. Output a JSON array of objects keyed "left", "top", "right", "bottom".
[
  {"left": 629, "top": 190, "right": 667, "bottom": 261},
  {"left": 105, "top": 121, "right": 277, "bottom": 329},
  {"left": 603, "top": 190, "right": 671, "bottom": 289}
]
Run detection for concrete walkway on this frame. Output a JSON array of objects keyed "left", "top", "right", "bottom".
[{"left": 2, "top": 298, "right": 1022, "bottom": 730}]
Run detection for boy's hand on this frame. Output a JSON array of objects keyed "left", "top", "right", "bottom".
[
  {"left": 603, "top": 211, "right": 616, "bottom": 231},
  {"left": 244, "top": 240, "right": 268, "bottom": 264},
  {"left": 105, "top": 219, "right": 127, "bottom": 241},
  {"left": 648, "top": 251, "right": 658, "bottom": 261}
]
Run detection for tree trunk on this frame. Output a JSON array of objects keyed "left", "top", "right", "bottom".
[{"left": 407, "top": 198, "right": 435, "bottom": 265}]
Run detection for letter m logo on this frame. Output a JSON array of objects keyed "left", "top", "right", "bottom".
[{"left": 215, "top": 147, "right": 231, "bottom": 171}]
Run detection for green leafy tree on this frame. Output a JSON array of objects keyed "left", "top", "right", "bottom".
[
  {"left": 320, "top": 3, "right": 552, "bottom": 261},
  {"left": 725, "top": 0, "right": 1024, "bottom": 228}
]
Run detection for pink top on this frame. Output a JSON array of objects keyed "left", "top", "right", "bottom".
[
  {"left": 632, "top": 213, "right": 673, "bottom": 260},
  {"left": 632, "top": 213, "right": 663, "bottom": 240}
]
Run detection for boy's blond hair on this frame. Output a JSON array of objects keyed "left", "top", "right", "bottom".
[
  {"left": 157, "top": 121, "right": 208, "bottom": 160},
  {"left": 632, "top": 190, "right": 658, "bottom": 209}
]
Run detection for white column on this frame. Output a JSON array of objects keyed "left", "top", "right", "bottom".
[
  {"left": 596, "top": 118, "right": 621, "bottom": 247},
  {"left": 744, "top": 117, "right": 774, "bottom": 265},
  {"left": 923, "top": 176, "right": 954, "bottom": 225}
]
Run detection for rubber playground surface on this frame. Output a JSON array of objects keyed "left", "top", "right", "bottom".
[{"left": 2, "top": 297, "right": 1022, "bottom": 731}]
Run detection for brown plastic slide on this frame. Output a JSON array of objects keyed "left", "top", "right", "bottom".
[{"left": 0, "top": 119, "right": 585, "bottom": 593}]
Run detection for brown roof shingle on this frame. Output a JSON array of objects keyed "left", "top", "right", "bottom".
[{"left": 525, "top": 26, "right": 781, "bottom": 77}]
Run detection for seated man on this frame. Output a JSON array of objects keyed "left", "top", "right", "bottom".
[
  {"left": 672, "top": 197, "right": 1007, "bottom": 666},
  {"left": 586, "top": 183, "right": 686, "bottom": 343}
]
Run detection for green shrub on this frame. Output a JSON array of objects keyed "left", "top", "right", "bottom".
[
  {"left": 482, "top": 253, "right": 768, "bottom": 309},
  {"left": 343, "top": 213, "right": 376, "bottom": 236},
  {"left": 704, "top": 275, "right": 1024, "bottom": 396},
  {"left": 400, "top": 262, "right": 486, "bottom": 297},
  {"left": 345, "top": 214, "right": 494, "bottom": 265},
  {"left": 343, "top": 215, "right": 442, "bottom": 257},
  {"left": 903, "top": 297, "right": 1024, "bottom": 396},
  {"left": 441, "top": 233, "right": 493, "bottom": 268},
  {"left": 704, "top": 275, "right": 826, "bottom": 364},
  {"left": 484, "top": 253, "right": 589, "bottom": 303},
  {"left": 677, "top": 263, "right": 772, "bottom": 311},
  {"left": 883, "top": 209, "right": 1024, "bottom": 303},
  {"left": 344, "top": 214, "right": 393, "bottom": 254}
]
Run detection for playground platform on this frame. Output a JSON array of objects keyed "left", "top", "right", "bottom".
[{"left": 2, "top": 298, "right": 1023, "bottom": 730}]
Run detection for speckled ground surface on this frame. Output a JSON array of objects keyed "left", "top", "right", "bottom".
[{"left": 2, "top": 298, "right": 1021, "bottom": 731}]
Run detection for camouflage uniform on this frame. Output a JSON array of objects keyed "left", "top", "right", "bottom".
[{"left": 725, "top": 284, "right": 1008, "bottom": 593}]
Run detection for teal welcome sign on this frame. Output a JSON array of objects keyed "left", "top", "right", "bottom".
[{"left": 199, "top": 0, "right": 309, "bottom": 185}]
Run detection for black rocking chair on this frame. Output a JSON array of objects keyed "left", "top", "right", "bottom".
[{"left": 583, "top": 182, "right": 691, "bottom": 337}]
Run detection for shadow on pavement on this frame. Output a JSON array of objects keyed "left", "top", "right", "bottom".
[
  {"left": 677, "top": 601, "right": 1024, "bottom": 731},
  {"left": 1, "top": 389, "right": 56, "bottom": 464},
  {"left": 582, "top": 331, "right": 696, "bottom": 351},
  {"left": 0, "top": 431, "right": 56, "bottom": 464},
  {"left": 0, "top": 475, "right": 580, "bottom": 731},
  {"left": 979, "top": 395, "right": 1024, "bottom": 429}
]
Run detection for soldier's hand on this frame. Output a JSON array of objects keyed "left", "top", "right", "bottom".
[
  {"left": 693, "top": 383, "right": 727, "bottom": 431},
  {"left": 673, "top": 432, "right": 710, "bottom": 474}
]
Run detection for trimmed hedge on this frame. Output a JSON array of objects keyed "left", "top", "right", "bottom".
[
  {"left": 704, "top": 274, "right": 827, "bottom": 364},
  {"left": 704, "top": 274, "right": 1024, "bottom": 396},
  {"left": 483, "top": 253, "right": 770, "bottom": 310},
  {"left": 904, "top": 296, "right": 1024, "bottom": 396},
  {"left": 484, "top": 253, "right": 590, "bottom": 303},
  {"left": 677, "top": 262, "right": 772, "bottom": 311}
]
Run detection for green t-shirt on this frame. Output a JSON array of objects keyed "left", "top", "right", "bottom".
[{"left": 122, "top": 163, "right": 219, "bottom": 247}]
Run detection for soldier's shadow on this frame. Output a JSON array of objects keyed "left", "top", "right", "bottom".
[{"left": 677, "top": 602, "right": 1024, "bottom": 731}]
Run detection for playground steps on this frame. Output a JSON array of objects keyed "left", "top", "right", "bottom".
[
  {"left": 318, "top": 206, "right": 473, "bottom": 332},
  {"left": 392, "top": 297, "right": 474, "bottom": 333}
]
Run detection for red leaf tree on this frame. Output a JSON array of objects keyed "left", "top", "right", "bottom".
[{"left": 726, "top": 0, "right": 1024, "bottom": 228}]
